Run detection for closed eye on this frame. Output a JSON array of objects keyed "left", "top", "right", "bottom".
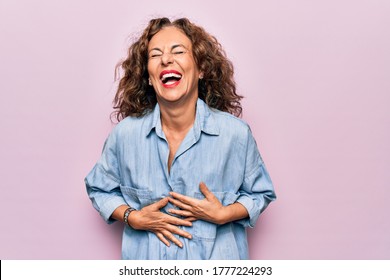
[
  {"left": 149, "top": 49, "right": 163, "bottom": 58},
  {"left": 171, "top": 45, "right": 187, "bottom": 55}
]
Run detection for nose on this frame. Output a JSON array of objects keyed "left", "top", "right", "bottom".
[{"left": 161, "top": 52, "right": 174, "bottom": 65}]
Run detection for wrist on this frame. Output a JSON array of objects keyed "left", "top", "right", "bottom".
[
  {"left": 215, "top": 206, "right": 229, "bottom": 225},
  {"left": 123, "top": 206, "right": 137, "bottom": 227}
]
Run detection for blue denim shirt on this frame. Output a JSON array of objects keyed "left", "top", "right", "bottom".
[{"left": 85, "top": 98, "right": 276, "bottom": 259}]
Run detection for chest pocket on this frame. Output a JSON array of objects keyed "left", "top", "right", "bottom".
[
  {"left": 120, "top": 185, "right": 154, "bottom": 209},
  {"left": 191, "top": 191, "right": 239, "bottom": 240}
]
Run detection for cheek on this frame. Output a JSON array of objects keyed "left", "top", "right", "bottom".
[
  {"left": 186, "top": 61, "right": 200, "bottom": 76},
  {"left": 147, "top": 63, "right": 156, "bottom": 78}
]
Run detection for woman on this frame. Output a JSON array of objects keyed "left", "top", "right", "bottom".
[{"left": 85, "top": 17, "right": 276, "bottom": 260}]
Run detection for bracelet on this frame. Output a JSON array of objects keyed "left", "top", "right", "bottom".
[{"left": 123, "top": 207, "right": 137, "bottom": 226}]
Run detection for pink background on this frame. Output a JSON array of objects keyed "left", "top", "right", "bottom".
[{"left": 1, "top": 0, "right": 389, "bottom": 259}]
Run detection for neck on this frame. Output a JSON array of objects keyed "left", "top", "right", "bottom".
[{"left": 159, "top": 97, "right": 197, "bottom": 133}]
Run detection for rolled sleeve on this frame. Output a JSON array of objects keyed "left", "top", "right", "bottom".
[
  {"left": 235, "top": 128, "right": 276, "bottom": 228},
  {"left": 237, "top": 163, "right": 276, "bottom": 227},
  {"left": 236, "top": 195, "right": 258, "bottom": 227},
  {"left": 85, "top": 130, "right": 126, "bottom": 224}
]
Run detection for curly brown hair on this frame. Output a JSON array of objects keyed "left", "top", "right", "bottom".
[{"left": 113, "top": 17, "right": 243, "bottom": 121}]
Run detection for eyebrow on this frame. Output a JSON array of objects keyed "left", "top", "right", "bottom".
[
  {"left": 149, "top": 48, "right": 163, "bottom": 53},
  {"left": 148, "top": 44, "right": 187, "bottom": 53},
  {"left": 171, "top": 44, "right": 186, "bottom": 50}
]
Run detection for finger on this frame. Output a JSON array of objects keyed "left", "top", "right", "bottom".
[
  {"left": 168, "top": 197, "right": 193, "bottom": 211},
  {"left": 165, "top": 213, "right": 193, "bottom": 227},
  {"left": 169, "top": 192, "right": 197, "bottom": 205},
  {"left": 155, "top": 232, "right": 170, "bottom": 247},
  {"left": 184, "top": 217, "right": 198, "bottom": 222},
  {"left": 166, "top": 225, "right": 192, "bottom": 240},
  {"left": 169, "top": 208, "right": 195, "bottom": 218},
  {"left": 199, "top": 182, "right": 214, "bottom": 200},
  {"left": 149, "top": 197, "right": 169, "bottom": 210},
  {"left": 161, "top": 230, "right": 183, "bottom": 248}
]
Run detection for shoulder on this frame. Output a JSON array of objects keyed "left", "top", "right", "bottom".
[
  {"left": 211, "top": 109, "right": 264, "bottom": 164},
  {"left": 111, "top": 112, "right": 153, "bottom": 137},
  {"left": 210, "top": 108, "right": 251, "bottom": 136},
  {"left": 205, "top": 108, "right": 255, "bottom": 150}
]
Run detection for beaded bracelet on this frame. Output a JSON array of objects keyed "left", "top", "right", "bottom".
[{"left": 123, "top": 207, "right": 137, "bottom": 226}]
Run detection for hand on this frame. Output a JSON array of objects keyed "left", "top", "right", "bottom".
[
  {"left": 168, "top": 182, "right": 227, "bottom": 225},
  {"left": 128, "top": 197, "right": 193, "bottom": 248}
]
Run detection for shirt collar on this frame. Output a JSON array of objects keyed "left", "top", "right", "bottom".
[{"left": 145, "top": 98, "right": 220, "bottom": 137}]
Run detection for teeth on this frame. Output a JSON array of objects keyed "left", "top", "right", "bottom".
[
  {"left": 165, "top": 80, "right": 177, "bottom": 85},
  {"left": 161, "top": 73, "right": 182, "bottom": 80}
]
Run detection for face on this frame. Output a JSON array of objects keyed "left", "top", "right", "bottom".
[{"left": 147, "top": 26, "right": 202, "bottom": 106}]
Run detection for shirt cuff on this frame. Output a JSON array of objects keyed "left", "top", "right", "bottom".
[
  {"left": 236, "top": 195, "right": 260, "bottom": 228},
  {"left": 99, "top": 196, "right": 127, "bottom": 224}
]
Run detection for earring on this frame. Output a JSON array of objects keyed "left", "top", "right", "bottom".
[
  {"left": 148, "top": 78, "right": 152, "bottom": 86},
  {"left": 199, "top": 73, "right": 204, "bottom": 79}
]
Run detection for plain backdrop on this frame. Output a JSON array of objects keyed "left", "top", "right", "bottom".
[{"left": 1, "top": 0, "right": 389, "bottom": 259}]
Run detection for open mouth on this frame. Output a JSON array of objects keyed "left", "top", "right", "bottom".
[{"left": 160, "top": 70, "right": 182, "bottom": 86}]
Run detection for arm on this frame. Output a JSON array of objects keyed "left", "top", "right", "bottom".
[
  {"left": 110, "top": 200, "right": 193, "bottom": 248},
  {"left": 168, "top": 182, "right": 249, "bottom": 225},
  {"left": 168, "top": 127, "right": 276, "bottom": 227},
  {"left": 85, "top": 131, "right": 192, "bottom": 248},
  {"left": 234, "top": 128, "right": 276, "bottom": 228}
]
